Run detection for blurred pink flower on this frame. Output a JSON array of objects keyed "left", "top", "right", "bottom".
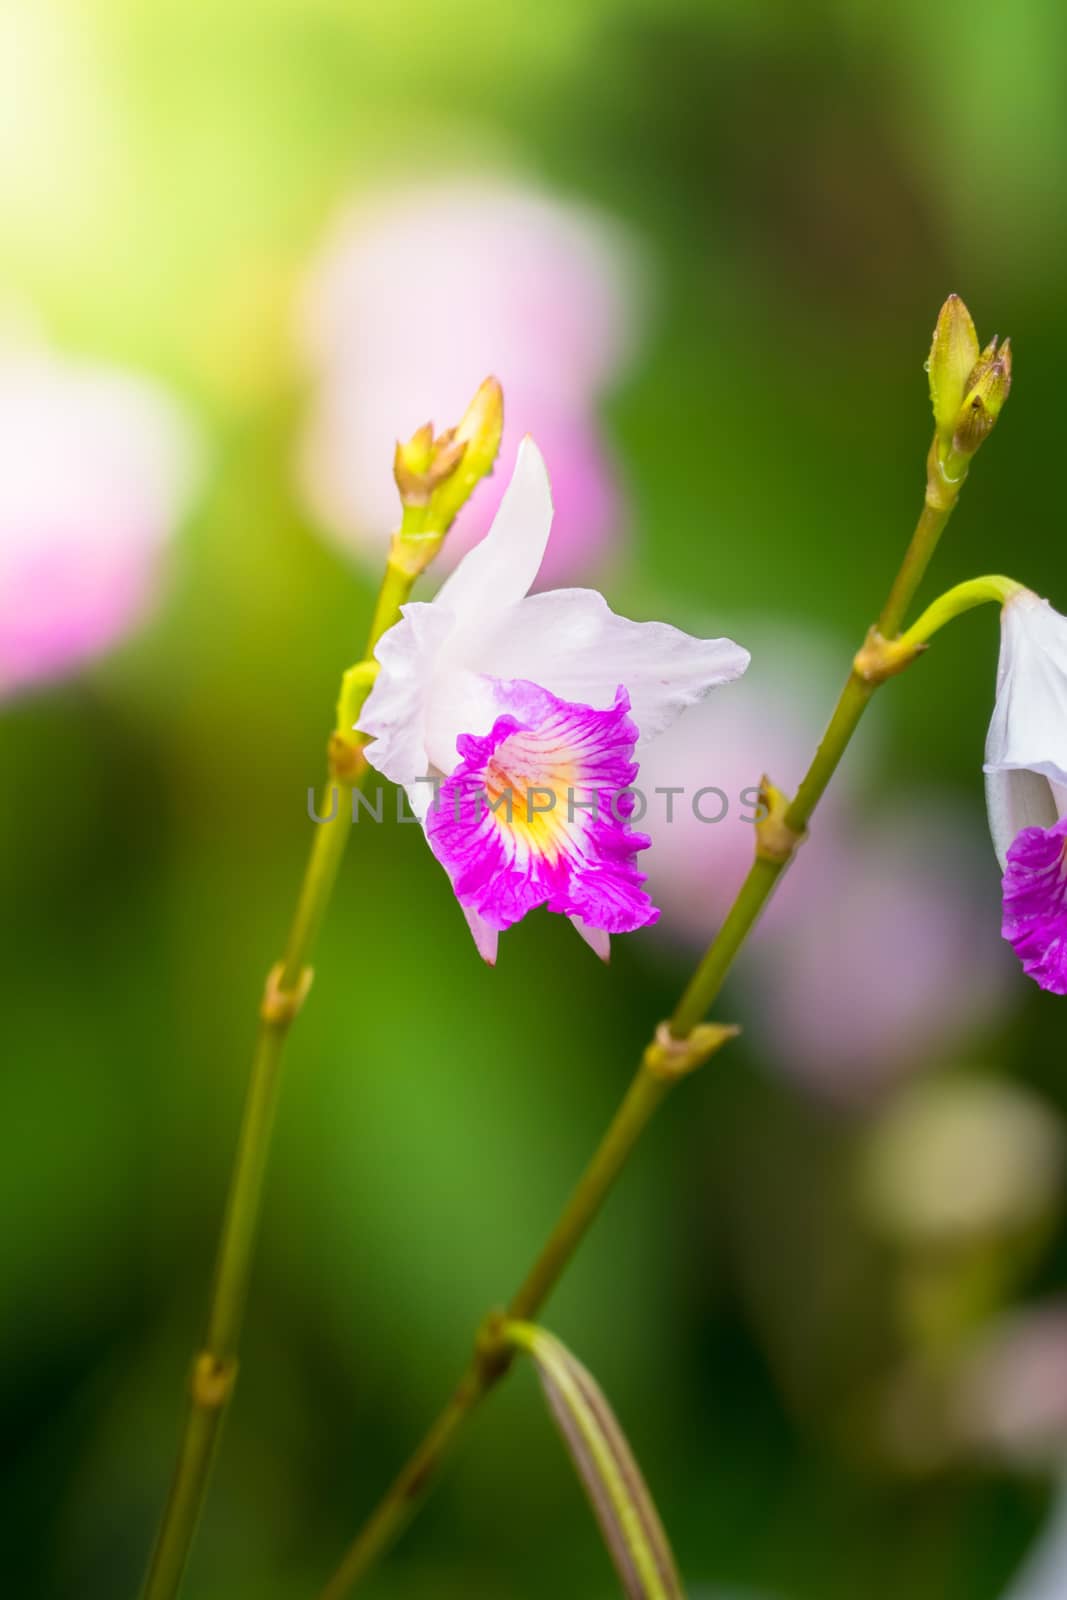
[
  {"left": 639, "top": 620, "right": 868, "bottom": 944},
  {"left": 0, "top": 348, "right": 196, "bottom": 697},
  {"left": 959, "top": 1303, "right": 1067, "bottom": 1469},
  {"left": 751, "top": 802, "right": 1016, "bottom": 1102},
  {"left": 637, "top": 620, "right": 1016, "bottom": 1099},
  {"left": 296, "top": 175, "right": 645, "bottom": 584}
]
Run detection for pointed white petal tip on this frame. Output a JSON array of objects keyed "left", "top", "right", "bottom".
[
  {"left": 433, "top": 431, "right": 555, "bottom": 620},
  {"left": 514, "top": 433, "right": 553, "bottom": 513},
  {"left": 729, "top": 644, "right": 752, "bottom": 681},
  {"left": 570, "top": 916, "right": 611, "bottom": 962},
  {"left": 462, "top": 903, "right": 499, "bottom": 965}
]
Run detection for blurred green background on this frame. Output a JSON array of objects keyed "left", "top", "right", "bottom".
[{"left": 4, "top": 2, "right": 1067, "bottom": 1597}]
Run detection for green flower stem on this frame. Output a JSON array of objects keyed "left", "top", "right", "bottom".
[
  {"left": 897, "top": 573, "right": 1025, "bottom": 652},
  {"left": 673, "top": 495, "right": 974, "bottom": 1036},
  {"left": 141, "top": 550, "right": 421, "bottom": 1600},
  {"left": 507, "top": 1066, "right": 673, "bottom": 1322},
  {"left": 316, "top": 1067, "right": 674, "bottom": 1600},
  {"left": 669, "top": 853, "right": 795, "bottom": 1037},
  {"left": 364, "top": 509, "right": 431, "bottom": 655},
  {"left": 316, "top": 475, "right": 968, "bottom": 1600},
  {"left": 318, "top": 1364, "right": 494, "bottom": 1600},
  {"left": 878, "top": 497, "right": 954, "bottom": 640}
]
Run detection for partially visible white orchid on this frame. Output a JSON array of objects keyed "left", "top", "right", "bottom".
[
  {"left": 358, "top": 439, "right": 750, "bottom": 964},
  {"left": 984, "top": 589, "right": 1067, "bottom": 993},
  {"left": 998, "top": 1467, "right": 1067, "bottom": 1600}
]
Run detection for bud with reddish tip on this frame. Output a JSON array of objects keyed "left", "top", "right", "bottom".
[
  {"left": 391, "top": 377, "right": 504, "bottom": 529},
  {"left": 393, "top": 421, "right": 466, "bottom": 509},
  {"left": 953, "top": 336, "right": 1012, "bottom": 458},
  {"left": 925, "top": 296, "right": 1012, "bottom": 499},
  {"left": 388, "top": 376, "right": 504, "bottom": 578}
]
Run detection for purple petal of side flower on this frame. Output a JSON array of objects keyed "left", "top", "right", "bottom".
[
  {"left": 1003, "top": 818, "right": 1067, "bottom": 994},
  {"left": 425, "top": 680, "right": 659, "bottom": 936}
]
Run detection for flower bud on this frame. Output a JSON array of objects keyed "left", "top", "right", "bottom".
[
  {"left": 952, "top": 337, "right": 1012, "bottom": 458},
  {"left": 928, "top": 294, "right": 980, "bottom": 441},
  {"left": 393, "top": 420, "right": 466, "bottom": 509},
  {"left": 389, "top": 378, "right": 504, "bottom": 578},
  {"left": 426, "top": 376, "right": 504, "bottom": 533}
]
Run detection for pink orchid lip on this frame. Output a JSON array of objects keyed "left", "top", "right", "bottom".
[
  {"left": 1002, "top": 817, "right": 1067, "bottom": 995},
  {"left": 425, "top": 679, "right": 658, "bottom": 951}
]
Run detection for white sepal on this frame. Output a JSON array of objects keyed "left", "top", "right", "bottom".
[
  {"left": 983, "top": 590, "right": 1067, "bottom": 865},
  {"left": 985, "top": 768, "right": 1060, "bottom": 871}
]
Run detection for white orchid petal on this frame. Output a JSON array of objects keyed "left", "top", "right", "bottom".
[
  {"left": 570, "top": 915, "right": 611, "bottom": 961},
  {"left": 401, "top": 774, "right": 437, "bottom": 826},
  {"left": 474, "top": 587, "right": 750, "bottom": 742},
  {"left": 985, "top": 768, "right": 1059, "bottom": 870},
  {"left": 985, "top": 593, "right": 1067, "bottom": 787},
  {"left": 435, "top": 434, "right": 553, "bottom": 620},
  {"left": 358, "top": 601, "right": 457, "bottom": 788},
  {"left": 461, "top": 903, "right": 499, "bottom": 965}
]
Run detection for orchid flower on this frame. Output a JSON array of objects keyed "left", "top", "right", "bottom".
[
  {"left": 984, "top": 588, "right": 1067, "bottom": 993},
  {"left": 358, "top": 438, "right": 750, "bottom": 964}
]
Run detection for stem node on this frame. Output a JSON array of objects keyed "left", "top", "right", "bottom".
[
  {"left": 190, "top": 1353, "right": 238, "bottom": 1411},
  {"left": 853, "top": 625, "right": 928, "bottom": 684},
  {"left": 473, "top": 1309, "right": 514, "bottom": 1384},
  {"left": 925, "top": 436, "right": 963, "bottom": 511},
  {"left": 645, "top": 1020, "right": 740, "bottom": 1081},
  {"left": 260, "top": 962, "right": 314, "bottom": 1029},
  {"left": 328, "top": 733, "right": 369, "bottom": 785},
  {"left": 755, "top": 775, "right": 805, "bottom": 863}
]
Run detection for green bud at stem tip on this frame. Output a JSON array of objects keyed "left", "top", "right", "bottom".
[
  {"left": 389, "top": 377, "right": 504, "bottom": 579},
  {"left": 393, "top": 422, "right": 465, "bottom": 509},
  {"left": 927, "top": 294, "right": 979, "bottom": 439},
  {"left": 926, "top": 294, "right": 1011, "bottom": 472},
  {"left": 954, "top": 337, "right": 1012, "bottom": 456},
  {"left": 427, "top": 375, "right": 504, "bottom": 533}
]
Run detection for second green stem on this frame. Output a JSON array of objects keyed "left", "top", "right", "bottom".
[{"left": 317, "top": 488, "right": 959, "bottom": 1599}]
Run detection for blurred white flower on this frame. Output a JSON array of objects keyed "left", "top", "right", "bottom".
[
  {"left": 296, "top": 174, "right": 645, "bottom": 584},
  {"left": 0, "top": 345, "right": 197, "bottom": 697},
  {"left": 862, "top": 1078, "right": 1064, "bottom": 1247}
]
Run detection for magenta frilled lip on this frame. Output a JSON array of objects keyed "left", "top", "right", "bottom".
[
  {"left": 425, "top": 679, "right": 658, "bottom": 936},
  {"left": 1002, "top": 817, "right": 1067, "bottom": 995}
]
